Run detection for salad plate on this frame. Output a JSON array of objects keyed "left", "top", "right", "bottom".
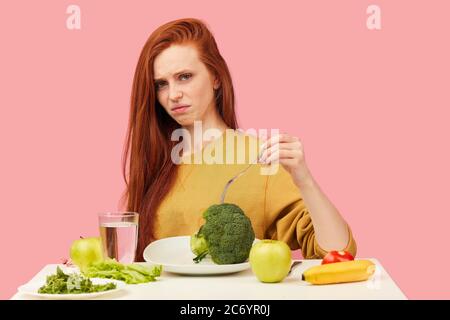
[{"left": 17, "top": 267, "right": 126, "bottom": 299}]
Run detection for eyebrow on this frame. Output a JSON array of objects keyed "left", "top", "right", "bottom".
[{"left": 154, "top": 69, "right": 192, "bottom": 82}]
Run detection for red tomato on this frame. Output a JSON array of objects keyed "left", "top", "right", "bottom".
[{"left": 321, "top": 250, "right": 354, "bottom": 265}]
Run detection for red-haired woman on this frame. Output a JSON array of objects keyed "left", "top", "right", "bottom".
[{"left": 120, "top": 18, "right": 357, "bottom": 262}]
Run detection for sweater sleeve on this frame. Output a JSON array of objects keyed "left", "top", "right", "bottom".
[{"left": 262, "top": 164, "right": 357, "bottom": 259}]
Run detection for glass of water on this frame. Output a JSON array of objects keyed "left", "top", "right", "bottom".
[{"left": 98, "top": 212, "right": 139, "bottom": 263}]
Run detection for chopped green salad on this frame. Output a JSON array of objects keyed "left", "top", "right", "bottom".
[
  {"left": 38, "top": 266, "right": 117, "bottom": 294},
  {"left": 83, "top": 259, "right": 162, "bottom": 284}
]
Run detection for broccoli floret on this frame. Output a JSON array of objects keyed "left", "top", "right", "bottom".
[
  {"left": 191, "top": 203, "right": 255, "bottom": 265},
  {"left": 190, "top": 227, "right": 208, "bottom": 256}
]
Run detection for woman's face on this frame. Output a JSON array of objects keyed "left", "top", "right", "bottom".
[{"left": 153, "top": 44, "right": 220, "bottom": 127}]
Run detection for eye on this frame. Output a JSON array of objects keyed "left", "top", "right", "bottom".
[
  {"left": 179, "top": 73, "right": 192, "bottom": 81},
  {"left": 155, "top": 81, "right": 167, "bottom": 90}
]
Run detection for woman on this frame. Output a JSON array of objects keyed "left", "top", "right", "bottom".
[{"left": 121, "top": 18, "right": 357, "bottom": 262}]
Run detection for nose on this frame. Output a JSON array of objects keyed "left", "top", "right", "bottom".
[{"left": 168, "top": 83, "right": 183, "bottom": 101}]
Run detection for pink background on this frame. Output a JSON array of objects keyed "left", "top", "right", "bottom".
[{"left": 1, "top": 0, "right": 449, "bottom": 299}]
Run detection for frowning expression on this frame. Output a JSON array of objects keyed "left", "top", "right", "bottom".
[{"left": 153, "top": 44, "right": 220, "bottom": 126}]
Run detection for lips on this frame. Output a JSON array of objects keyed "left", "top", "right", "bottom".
[{"left": 171, "top": 104, "right": 190, "bottom": 111}]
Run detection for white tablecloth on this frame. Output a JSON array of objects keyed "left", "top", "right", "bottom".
[{"left": 11, "top": 258, "right": 406, "bottom": 300}]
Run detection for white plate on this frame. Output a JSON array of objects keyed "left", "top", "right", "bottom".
[
  {"left": 143, "top": 236, "right": 256, "bottom": 275},
  {"left": 18, "top": 271, "right": 126, "bottom": 299}
]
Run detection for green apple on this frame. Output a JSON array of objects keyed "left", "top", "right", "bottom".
[
  {"left": 249, "top": 239, "right": 292, "bottom": 283},
  {"left": 70, "top": 237, "right": 104, "bottom": 273}
]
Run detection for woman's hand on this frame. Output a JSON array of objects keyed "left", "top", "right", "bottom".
[
  {"left": 258, "top": 133, "right": 313, "bottom": 188},
  {"left": 258, "top": 133, "right": 354, "bottom": 253}
]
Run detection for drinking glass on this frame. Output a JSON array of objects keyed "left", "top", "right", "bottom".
[{"left": 98, "top": 212, "right": 139, "bottom": 263}]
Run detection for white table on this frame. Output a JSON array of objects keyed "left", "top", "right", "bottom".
[{"left": 11, "top": 258, "right": 406, "bottom": 300}]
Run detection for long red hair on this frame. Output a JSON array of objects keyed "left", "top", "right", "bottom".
[{"left": 121, "top": 18, "right": 239, "bottom": 261}]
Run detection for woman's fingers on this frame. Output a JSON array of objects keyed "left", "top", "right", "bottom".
[
  {"left": 261, "top": 133, "right": 298, "bottom": 150},
  {"left": 259, "top": 141, "right": 301, "bottom": 161},
  {"left": 258, "top": 133, "right": 305, "bottom": 166},
  {"left": 260, "top": 148, "right": 301, "bottom": 164}
]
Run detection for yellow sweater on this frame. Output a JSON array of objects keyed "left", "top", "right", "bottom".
[{"left": 154, "top": 129, "right": 357, "bottom": 259}]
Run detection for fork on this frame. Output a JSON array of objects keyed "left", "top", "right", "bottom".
[
  {"left": 288, "top": 260, "right": 302, "bottom": 275},
  {"left": 219, "top": 144, "right": 265, "bottom": 204}
]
